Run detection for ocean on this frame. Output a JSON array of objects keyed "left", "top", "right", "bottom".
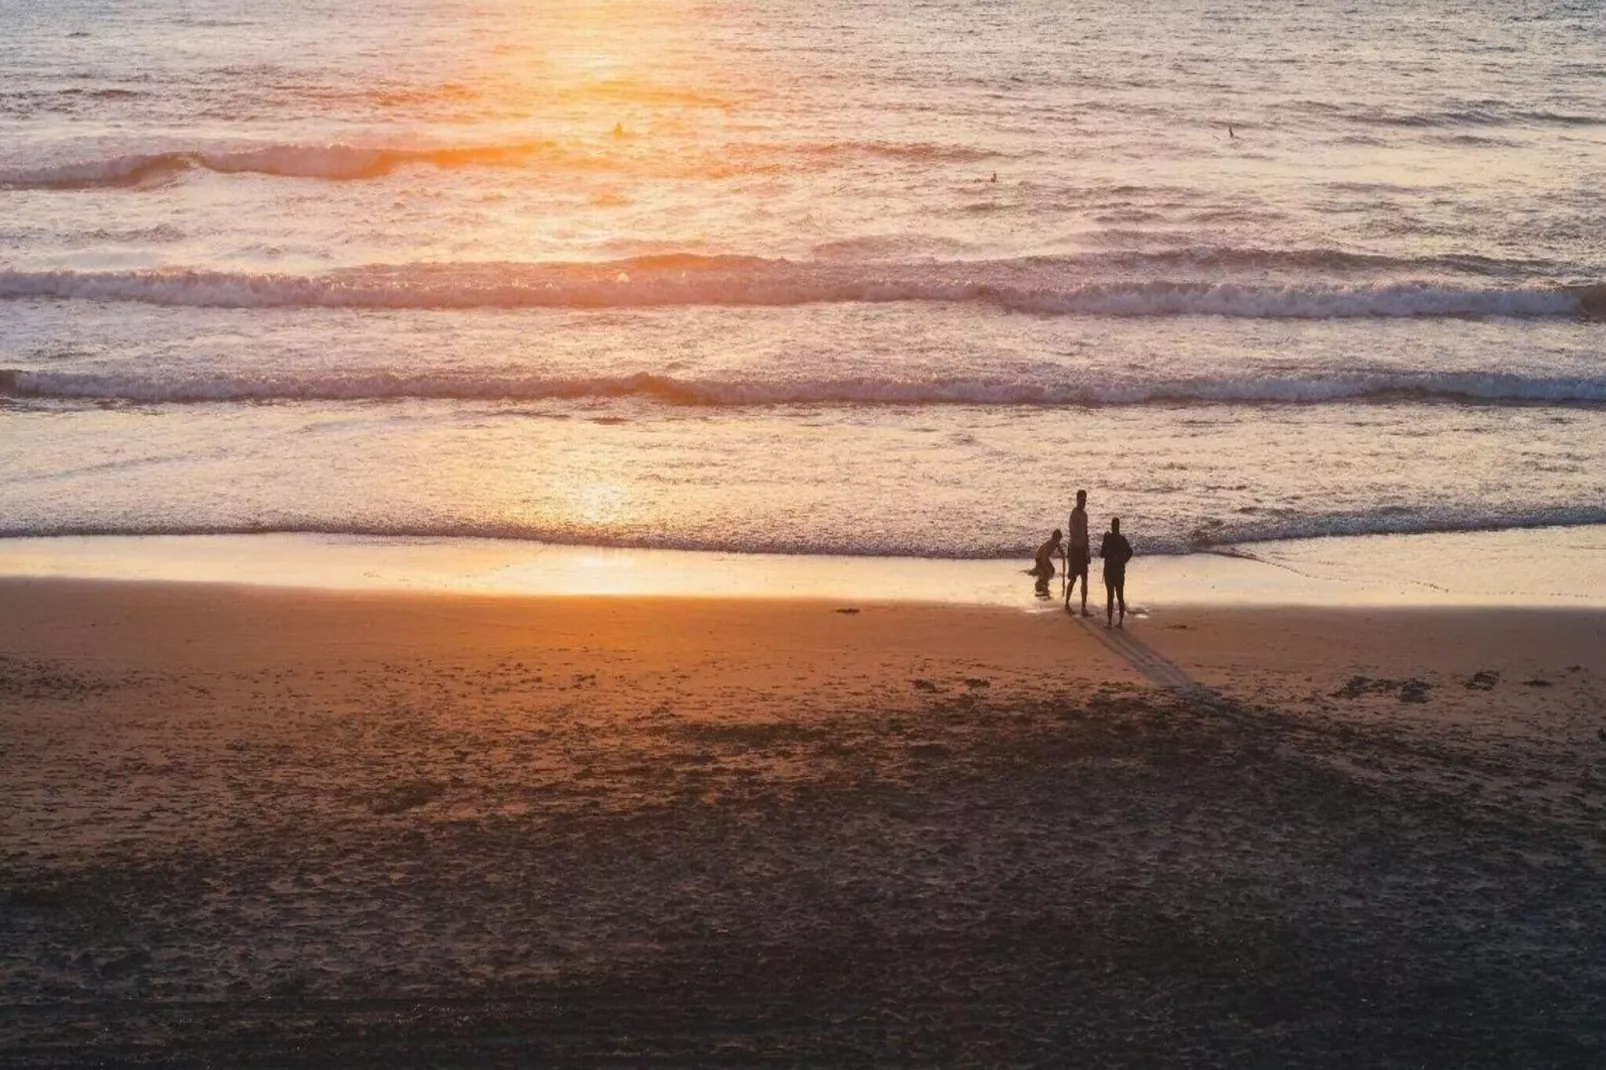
[{"left": 2, "top": 0, "right": 1604, "bottom": 560}]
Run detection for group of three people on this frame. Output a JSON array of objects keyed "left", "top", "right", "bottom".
[{"left": 1032, "top": 489, "right": 1133, "bottom": 628}]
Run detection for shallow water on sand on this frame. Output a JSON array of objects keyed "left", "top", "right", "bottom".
[{"left": 4, "top": 527, "right": 1604, "bottom": 609}]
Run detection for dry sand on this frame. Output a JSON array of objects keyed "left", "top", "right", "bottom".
[{"left": 2, "top": 579, "right": 1604, "bottom": 1066}]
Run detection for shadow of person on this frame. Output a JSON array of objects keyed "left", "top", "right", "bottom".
[{"left": 1074, "top": 615, "right": 1210, "bottom": 696}]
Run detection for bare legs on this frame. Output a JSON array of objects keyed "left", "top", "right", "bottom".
[
  {"left": 1064, "top": 573, "right": 1082, "bottom": 614},
  {"left": 1104, "top": 573, "right": 1125, "bottom": 628},
  {"left": 1064, "top": 561, "right": 1089, "bottom": 616}
]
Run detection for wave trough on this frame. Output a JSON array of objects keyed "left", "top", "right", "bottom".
[
  {"left": 1, "top": 260, "right": 1598, "bottom": 319},
  {"left": 8, "top": 368, "right": 1606, "bottom": 407},
  {"left": 9, "top": 363, "right": 1606, "bottom": 404}
]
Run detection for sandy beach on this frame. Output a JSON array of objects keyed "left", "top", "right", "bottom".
[
  {"left": 3, "top": 578, "right": 1603, "bottom": 1066},
  {"left": 8, "top": 0, "right": 1605, "bottom": 1062}
]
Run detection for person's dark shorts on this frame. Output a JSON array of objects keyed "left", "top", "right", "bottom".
[
  {"left": 1068, "top": 547, "right": 1090, "bottom": 577},
  {"left": 1103, "top": 564, "right": 1126, "bottom": 586}
]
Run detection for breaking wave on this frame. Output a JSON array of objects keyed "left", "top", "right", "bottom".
[
  {"left": 0, "top": 137, "right": 1000, "bottom": 189},
  {"left": 0, "top": 143, "right": 554, "bottom": 188},
  {"left": 7, "top": 368, "right": 1606, "bottom": 407},
  {"left": 0, "top": 259, "right": 1598, "bottom": 318}
]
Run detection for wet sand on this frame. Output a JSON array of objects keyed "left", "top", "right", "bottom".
[
  {"left": 3, "top": 580, "right": 1604, "bottom": 1066},
  {"left": 4, "top": 525, "right": 1606, "bottom": 607}
]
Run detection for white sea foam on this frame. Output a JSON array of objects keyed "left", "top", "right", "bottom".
[
  {"left": 0, "top": 262, "right": 1595, "bottom": 318},
  {"left": 5, "top": 506, "right": 1605, "bottom": 559}
]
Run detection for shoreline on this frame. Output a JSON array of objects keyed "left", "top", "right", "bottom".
[{"left": 2, "top": 523, "right": 1605, "bottom": 608}]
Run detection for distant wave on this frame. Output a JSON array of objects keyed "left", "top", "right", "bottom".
[
  {"left": 0, "top": 137, "right": 999, "bottom": 189},
  {"left": 4, "top": 508, "right": 1605, "bottom": 560},
  {"left": 1351, "top": 105, "right": 1606, "bottom": 129},
  {"left": 8, "top": 368, "right": 1606, "bottom": 407},
  {"left": 0, "top": 143, "right": 555, "bottom": 188},
  {"left": 777, "top": 139, "right": 998, "bottom": 164},
  {"left": 1029, "top": 247, "right": 1565, "bottom": 278},
  {"left": 1, "top": 259, "right": 1598, "bottom": 318}
]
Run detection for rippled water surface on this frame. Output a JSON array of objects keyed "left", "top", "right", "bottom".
[{"left": 2, "top": 0, "right": 1603, "bottom": 556}]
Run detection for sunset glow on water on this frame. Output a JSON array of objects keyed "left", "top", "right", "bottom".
[{"left": 2, "top": 0, "right": 1604, "bottom": 559}]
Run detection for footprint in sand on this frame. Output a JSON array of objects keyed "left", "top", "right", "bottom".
[
  {"left": 1465, "top": 670, "right": 1500, "bottom": 691},
  {"left": 1398, "top": 680, "right": 1432, "bottom": 704},
  {"left": 1331, "top": 675, "right": 1432, "bottom": 704},
  {"left": 1331, "top": 676, "right": 1379, "bottom": 699}
]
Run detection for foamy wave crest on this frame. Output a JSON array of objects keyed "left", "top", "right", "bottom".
[
  {"left": 0, "top": 143, "right": 550, "bottom": 188},
  {"left": 7, "top": 368, "right": 1606, "bottom": 407},
  {"left": 1172, "top": 506, "right": 1606, "bottom": 557},
  {"left": 5, "top": 507, "right": 1605, "bottom": 559},
  {"left": 1, "top": 259, "right": 1599, "bottom": 318}
]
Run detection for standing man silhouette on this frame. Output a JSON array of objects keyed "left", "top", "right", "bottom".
[
  {"left": 1099, "top": 517, "right": 1134, "bottom": 629},
  {"left": 1065, "top": 489, "right": 1091, "bottom": 616}
]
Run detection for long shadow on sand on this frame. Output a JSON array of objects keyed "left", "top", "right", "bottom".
[{"left": 1074, "top": 615, "right": 1209, "bottom": 696}]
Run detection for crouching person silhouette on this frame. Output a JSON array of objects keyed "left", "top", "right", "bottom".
[{"left": 1029, "top": 529, "right": 1063, "bottom": 598}]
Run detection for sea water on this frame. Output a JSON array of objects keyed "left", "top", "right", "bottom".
[{"left": 2, "top": 0, "right": 1603, "bottom": 560}]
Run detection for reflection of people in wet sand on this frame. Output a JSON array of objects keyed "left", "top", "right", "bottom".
[
  {"left": 1028, "top": 529, "right": 1063, "bottom": 597},
  {"left": 1065, "top": 489, "right": 1091, "bottom": 616},
  {"left": 1099, "top": 517, "right": 1133, "bottom": 628}
]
